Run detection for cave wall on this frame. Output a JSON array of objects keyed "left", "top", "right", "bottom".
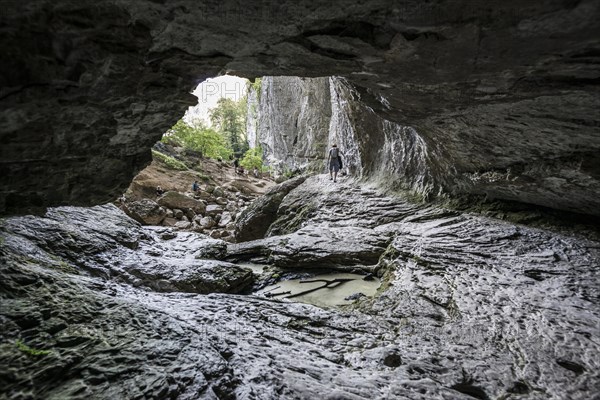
[
  {"left": 1, "top": 0, "right": 599, "bottom": 215},
  {"left": 257, "top": 76, "right": 331, "bottom": 174}
]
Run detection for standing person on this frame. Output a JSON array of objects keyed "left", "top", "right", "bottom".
[
  {"left": 192, "top": 180, "right": 199, "bottom": 192},
  {"left": 327, "top": 144, "right": 343, "bottom": 183}
]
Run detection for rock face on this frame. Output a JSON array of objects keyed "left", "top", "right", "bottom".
[
  {"left": 258, "top": 77, "right": 332, "bottom": 174},
  {"left": 227, "top": 225, "right": 390, "bottom": 269},
  {"left": 1, "top": 1, "right": 599, "bottom": 216},
  {"left": 235, "top": 176, "right": 306, "bottom": 242},
  {"left": 1, "top": 204, "right": 254, "bottom": 294},
  {"left": 1, "top": 179, "right": 599, "bottom": 399}
]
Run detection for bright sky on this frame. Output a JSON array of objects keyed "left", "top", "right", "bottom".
[{"left": 184, "top": 75, "right": 249, "bottom": 126}]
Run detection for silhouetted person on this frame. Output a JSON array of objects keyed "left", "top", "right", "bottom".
[{"left": 327, "top": 144, "right": 343, "bottom": 182}]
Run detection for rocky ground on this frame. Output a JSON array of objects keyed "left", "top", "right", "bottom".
[
  {"left": 1, "top": 174, "right": 599, "bottom": 399},
  {"left": 118, "top": 145, "right": 275, "bottom": 242}
]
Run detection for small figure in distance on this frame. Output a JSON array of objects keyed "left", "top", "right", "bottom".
[
  {"left": 233, "top": 157, "right": 239, "bottom": 170},
  {"left": 156, "top": 186, "right": 164, "bottom": 197},
  {"left": 192, "top": 180, "right": 199, "bottom": 192},
  {"left": 327, "top": 143, "right": 344, "bottom": 183},
  {"left": 253, "top": 166, "right": 259, "bottom": 178}
]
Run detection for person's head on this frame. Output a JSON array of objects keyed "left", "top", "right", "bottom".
[{"left": 332, "top": 144, "right": 337, "bottom": 148}]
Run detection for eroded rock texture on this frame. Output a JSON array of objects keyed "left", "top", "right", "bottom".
[
  {"left": 2, "top": 204, "right": 253, "bottom": 294},
  {"left": 2, "top": 1, "right": 599, "bottom": 216},
  {"left": 257, "top": 77, "right": 332, "bottom": 174},
  {"left": 1, "top": 179, "right": 599, "bottom": 399}
]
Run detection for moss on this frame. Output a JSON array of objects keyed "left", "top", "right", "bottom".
[
  {"left": 55, "top": 260, "right": 78, "bottom": 274},
  {"left": 151, "top": 150, "right": 188, "bottom": 171},
  {"left": 16, "top": 340, "right": 52, "bottom": 357},
  {"left": 47, "top": 255, "right": 79, "bottom": 274}
]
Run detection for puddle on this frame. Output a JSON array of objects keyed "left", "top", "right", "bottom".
[{"left": 256, "top": 272, "right": 380, "bottom": 308}]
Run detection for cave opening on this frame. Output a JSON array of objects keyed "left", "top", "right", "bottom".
[
  {"left": 2, "top": 1, "right": 600, "bottom": 397},
  {"left": 118, "top": 73, "right": 387, "bottom": 308}
]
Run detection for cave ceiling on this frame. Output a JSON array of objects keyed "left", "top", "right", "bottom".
[{"left": 1, "top": 1, "right": 599, "bottom": 215}]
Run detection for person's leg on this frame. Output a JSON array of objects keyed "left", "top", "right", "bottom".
[
  {"left": 333, "top": 162, "right": 339, "bottom": 182},
  {"left": 329, "top": 162, "right": 333, "bottom": 179}
]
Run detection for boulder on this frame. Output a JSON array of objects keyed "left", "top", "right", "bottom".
[
  {"left": 162, "top": 217, "right": 179, "bottom": 227},
  {"left": 227, "top": 225, "right": 389, "bottom": 270},
  {"left": 173, "top": 209, "right": 184, "bottom": 219},
  {"left": 174, "top": 220, "right": 192, "bottom": 230},
  {"left": 226, "top": 201, "right": 238, "bottom": 212},
  {"left": 215, "top": 196, "right": 228, "bottom": 206},
  {"left": 157, "top": 191, "right": 206, "bottom": 214},
  {"left": 196, "top": 191, "right": 212, "bottom": 201},
  {"left": 199, "top": 216, "right": 215, "bottom": 229},
  {"left": 235, "top": 176, "right": 306, "bottom": 242},
  {"left": 193, "top": 238, "right": 228, "bottom": 260},
  {"left": 185, "top": 209, "right": 196, "bottom": 220},
  {"left": 206, "top": 204, "right": 223, "bottom": 216},
  {"left": 123, "top": 199, "right": 166, "bottom": 225},
  {"left": 128, "top": 259, "right": 254, "bottom": 295},
  {"left": 218, "top": 212, "right": 233, "bottom": 228},
  {"left": 213, "top": 186, "right": 225, "bottom": 198}
]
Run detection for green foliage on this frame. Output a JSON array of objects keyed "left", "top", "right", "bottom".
[
  {"left": 164, "top": 119, "right": 233, "bottom": 160},
  {"left": 151, "top": 150, "right": 188, "bottom": 170},
  {"left": 209, "top": 97, "right": 248, "bottom": 156},
  {"left": 239, "top": 146, "right": 264, "bottom": 171},
  {"left": 16, "top": 340, "right": 51, "bottom": 356}
]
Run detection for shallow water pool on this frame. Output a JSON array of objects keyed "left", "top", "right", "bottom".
[{"left": 256, "top": 272, "right": 380, "bottom": 308}]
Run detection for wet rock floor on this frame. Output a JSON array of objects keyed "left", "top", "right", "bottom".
[{"left": 1, "top": 175, "right": 599, "bottom": 399}]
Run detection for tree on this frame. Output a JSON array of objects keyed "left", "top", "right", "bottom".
[
  {"left": 163, "top": 118, "right": 232, "bottom": 160},
  {"left": 209, "top": 97, "right": 248, "bottom": 156},
  {"left": 240, "top": 146, "right": 264, "bottom": 171}
]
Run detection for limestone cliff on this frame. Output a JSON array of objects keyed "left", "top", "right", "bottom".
[
  {"left": 245, "top": 82, "right": 260, "bottom": 149},
  {"left": 257, "top": 76, "right": 445, "bottom": 197},
  {"left": 258, "top": 77, "right": 331, "bottom": 174}
]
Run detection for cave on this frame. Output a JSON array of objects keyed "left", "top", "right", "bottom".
[{"left": 1, "top": 2, "right": 599, "bottom": 399}]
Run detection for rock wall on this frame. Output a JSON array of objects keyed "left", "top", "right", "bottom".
[
  {"left": 1, "top": 1, "right": 599, "bottom": 216},
  {"left": 258, "top": 76, "right": 445, "bottom": 198},
  {"left": 328, "top": 77, "right": 446, "bottom": 198},
  {"left": 245, "top": 83, "right": 260, "bottom": 149},
  {"left": 258, "top": 77, "right": 331, "bottom": 174}
]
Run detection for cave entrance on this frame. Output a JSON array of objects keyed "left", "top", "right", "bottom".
[{"left": 119, "top": 75, "right": 275, "bottom": 241}]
